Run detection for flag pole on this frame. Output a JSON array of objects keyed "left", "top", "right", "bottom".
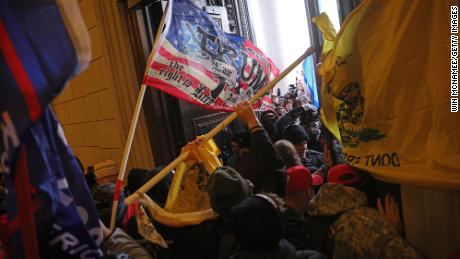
[
  {"left": 109, "top": 1, "right": 170, "bottom": 230},
  {"left": 124, "top": 47, "right": 315, "bottom": 206}
]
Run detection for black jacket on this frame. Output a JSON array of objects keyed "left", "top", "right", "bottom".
[
  {"left": 250, "top": 129, "right": 286, "bottom": 197},
  {"left": 280, "top": 207, "right": 315, "bottom": 251},
  {"left": 229, "top": 239, "right": 326, "bottom": 259},
  {"left": 301, "top": 149, "right": 324, "bottom": 173}
]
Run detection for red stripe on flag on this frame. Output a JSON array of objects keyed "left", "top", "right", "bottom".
[
  {"left": 14, "top": 147, "right": 40, "bottom": 259},
  {"left": 157, "top": 45, "right": 218, "bottom": 82},
  {"left": 113, "top": 179, "right": 124, "bottom": 201},
  {"left": 149, "top": 60, "right": 213, "bottom": 91},
  {"left": 143, "top": 75, "right": 234, "bottom": 112},
  {"left": 0, "top": 20, "right": 42, "bottom": 122}
]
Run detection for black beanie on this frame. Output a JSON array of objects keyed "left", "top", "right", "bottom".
[
  {"left": 283, "top": 124, "right": 310, "bottom": 144},
  {"left": 229, "top": 195, "right": 282, "bottom": 253},
  {"left": 207, "top": 166, "right": 250, "bottom": 218}
]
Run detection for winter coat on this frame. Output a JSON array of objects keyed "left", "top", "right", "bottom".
[{"left": 250, "top": 129, "right": 286, "bottom": 197}]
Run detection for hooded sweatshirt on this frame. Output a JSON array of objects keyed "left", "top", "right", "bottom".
[{"left": 307, "top": 183, "right": 420, "bottom": 259}]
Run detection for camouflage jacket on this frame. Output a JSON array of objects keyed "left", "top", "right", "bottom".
[{"left": 307, "top": 184, "right": 420, "bottom": 259}]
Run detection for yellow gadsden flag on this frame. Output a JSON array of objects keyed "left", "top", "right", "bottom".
[
  {"left": 315, "top": 1, "right": 460, "bottom": 189},
  {"left": 164, "top": 137, "right": 222, "bottom": 213},
  {"left": 139, "top": 138, "right": 221, "bottom": 227}
]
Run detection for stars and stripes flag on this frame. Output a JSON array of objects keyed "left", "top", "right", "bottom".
[
  {"left": 1, "top": 0, "right": 103, "bottom": 257},
  {"left": 143, "top": 0, "right": 279, "bottom": 111}
]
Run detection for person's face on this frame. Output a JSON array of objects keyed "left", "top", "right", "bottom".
[{"left": 294, "top": 140, "right": 308, "bottom": 158}]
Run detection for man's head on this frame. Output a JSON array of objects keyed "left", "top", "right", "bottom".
[
  {"left": 261, "top": 109, "right": 279, "bottom": 125},
  {"left": 229, "top": 194, "right": 282, "bottom": 253},
  {"left": 207, "top": 166, "right": 252, "bottom": 218},
  {"left": 285, "top": 165, "right": 321, "bottom": 213},
  {"left": 283, "top": 124, "right": 310, "bottom": 158},
  {"left": 274, "top": 140, "right": 301, "bottom": 168}
]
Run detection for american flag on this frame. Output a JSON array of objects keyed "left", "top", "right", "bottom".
[{"left": 143, "top": 0, "right": 279, "bottom": 111}]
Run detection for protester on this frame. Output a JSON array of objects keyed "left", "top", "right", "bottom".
[
  {"left": 207, "top": 166, "right": 253, "bottom": 219},
  {"left": 235, "top": 101, "right": 286, "bottom": 196},
  {"left": 227, "top": 132, "right": 256, "bottom": 182},
  {"left": 307, "top": 183, "right": 420, "bottom": 258},
  {"left": 260, "top": 109, "right": 280, "bottom": 141},
  {"left": 298, "top": 105, "right": 321, "bottom": 152},
  {"left": 274, "top": 140, "right": 302, "bottom": 168},
  {"left": 283, "top": 124, "right": 324, "bottom": 173},
  {"left": 229, "top": 194, "right": 326, "bottom": 259},
  {"left": 181, "top": 101, "right": 288, "bottom": 259},
  {"left": 100, "top": 220, "right": 153, "bottom": 258},
  {"left": 281, "top": 165, "right": 322, "bottom": 250},
  {"left": 327, "top": 164, "right": 363, "bottom": 190},
  {"left": 285, "top": 166, "right": 322, "bottom": 214},
  {"left": 92, "top": 183, "right": 126, "bottom": 228},
  {"left": 275, "top": 106, "right": 305, "bottom": 135}
]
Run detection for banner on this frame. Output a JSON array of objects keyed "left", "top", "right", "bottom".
[
  {"left": 315, "top": 1, "right": 460, "bottom": 188},
  {"left": 5, "top": 108, "right": 104, "bottom": 258},
  {"left": 0, "top": 0, "right": 90, "bottom": 174},
  {"left": 0, "top": 0, "right": 100, "bottom": 257},
  {"left": 143, "top": 0, "right": 279, "bottom": 111}
]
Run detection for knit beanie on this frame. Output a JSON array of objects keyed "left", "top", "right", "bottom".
[
  {"left": 229, "top": 195, "right": 282, "bottom": 253},
  {"left": 207, "top": 166, "right": 251, "bottom": 218},
  {"left": 283, "top": 124, "right": 310, "bottom": 144}
]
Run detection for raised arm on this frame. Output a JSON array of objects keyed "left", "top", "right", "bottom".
[{"left": 234, "top": 101, "right": 285, "bottom": 196}]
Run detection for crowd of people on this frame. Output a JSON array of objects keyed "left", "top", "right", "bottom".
[
  {"left": 54, "top": 85, "right": 420, "bottom": 258},
  {"left": 0, "top": 85, "right": 421, "bottom": 258}
]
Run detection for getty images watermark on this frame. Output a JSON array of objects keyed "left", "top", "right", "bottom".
[{"left": 452, "top": 5, "right": 458, "bottom": 112}]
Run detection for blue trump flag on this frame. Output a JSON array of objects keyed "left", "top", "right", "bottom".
[
  {"left": 0, "top": 0, "right": 102, "bottom": 257},
  {"left": 303, "top": 55, "right": 320, "bottom": 108},
  {"left": 5, "top": 108, "right": 104, "bottom": 258},
  {"left": 0, "top": 0, "right": 90, "bottom": 173}
]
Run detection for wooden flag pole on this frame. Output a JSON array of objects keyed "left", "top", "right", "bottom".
[
  {"left": 124, "top": 47, "right": 315, "bottom": 206},
  {"left": 109, "top": 1, "right": 170, "bottom": 230}
]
